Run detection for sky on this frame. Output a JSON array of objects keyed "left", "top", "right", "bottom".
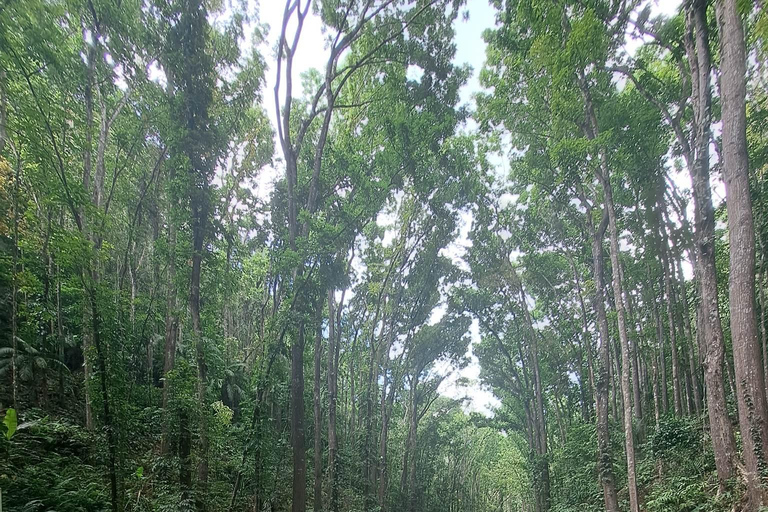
[{"left": 254, "top": 0, "right": 685, "bottom": 415}]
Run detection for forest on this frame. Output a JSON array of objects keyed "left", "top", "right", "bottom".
[{"left": 1, "top": 0, "right": 768, "bottom": 510}]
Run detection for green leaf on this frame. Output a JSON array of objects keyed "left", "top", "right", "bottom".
[
  {"left": 3, "top": 408, "right": 17, "bottom": 440},
  {"left": 135, "top": 466, "right": 144, "bottom": 478}
]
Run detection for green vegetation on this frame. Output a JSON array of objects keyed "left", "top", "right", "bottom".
[{"left": 1, "top": 0, "right": 768, "bottom": 511}]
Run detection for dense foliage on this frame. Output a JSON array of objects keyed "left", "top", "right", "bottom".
[{"left": 1, "top": 0, "right": 768, "bottom": 511}]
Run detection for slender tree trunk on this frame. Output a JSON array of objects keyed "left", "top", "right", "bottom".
[
  {"left": 89, "top": 289, "right": 120, "bottom": 512},
  {"left": 619, "top": 261, "right": 644, "bottom": 425},
  {"left": 584, "top": 204, "right": 619, "bottom": 512},
  {"left": 759, "top": 251, "right": 768, "bottom": 388},
  {"left": 684, "top": 0, "right": 739, "bottom": 488},
  {"left": 677, "top": 260, "right": 703, "bottom": 415},
  {"left": 716, "top": 0, "right": 768, "bottom": 505},
  {"left": 401, "top": 373, "right": 418, "bottom": 502},
  {"left": 11, "top": 148, "right": 19, "bottom": 412},
  {"left": 364, "top": 313, "right": 384, "bottom": 507},
  {"left": 652, "top": 353, "right": 661, "bottom": 426},
  {"left": 406, "top": 373, "right": 420, "bottom": 512},
  {"left": 579, "top": 69, "right": 639, "bottom": 509},
  {"left": 57, "top": 262, "right": 65, "bottom": 403},
  {"left": 328, "top": 289, "right": 340, "bottom": 512},
  {"left": 180, "top": 408, "right": 192, "bottom": 504},
  {"left": 82, "top": 44, "right": 96, "bottom": 432},
  {"left": 291, "top": 325, "right": 307, "bottom": 512},
  {"left": 161, "top": 168, "right": 178, "bottom": 454},
  {"left": 516, "top": 279, "right": 550, "bottom": 511},
  {"left": 662, "top": 238, "right": 683, "bottom": 417},
  {"left": 650, "top": 279, "right": 669, "bottom": 417},
  {"left": 601, "top": 178, "right": 640, "bottom": 512},
  {"left": 191, "top": 200, "right": 209, "bottom": 507},
  {"left": 313, "top": 316, "right": 323, "bottom": 512},
  {"left": 378, "top": 360, "right": 398, "bottom": 511}
]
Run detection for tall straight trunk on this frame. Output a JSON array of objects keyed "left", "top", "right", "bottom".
[
  {"left": 652, "top": 353, "right": 661, "bottom": 426},
  {"left": 759, "top": 250, "right": 768, "bottom": 388},
  {"left": 651, "top": 280, "right": 669, "bottom": 416},
  {"left": 364, "top": 312, "right": 385, "bottom": 508},
  {"left": 88, "top": 288, "right": 120, "bottom": 511},
  {"left": 378, "top": 360, "right": 399, "bottom": 511},
  {"left": 161, "top": 162, "right": 178, "bottom": 454},
  {"left": 516, "top": 279, "right": 550, "bottom": 511},
  {"left": 373, "top": 245, "right": 407, "bottom": 507},
  {"left": 349, "top": 344, "right": 357, "bottom": 441},
  {"left": 677, "top": 260, "right": 703, "bottom": 415},
  {"left": 191, "top": 199, "right": 209, "bottom": 507},
  {"left": 716, "top": 0, "right": 768, "bottom": 505},
  {"left": 57, "top": 262, "right": 64, "bottom": 403},
  {"left": 584, "top": 204, "right": 619, "bottom": 512},
  {"left": 313, "top": 317, "right": 323, "bottom": 512},
  {"left": 610, "top": 337, "right": 619, "bottom": 422},
  {"left": 684, "top": 0, "right": 738, "bottom": 488},
  {"left": 327, "top": 289, "right": 340, "bottom": 512},
  {"left": 405, "top": 372, "right": 420, "bottom": 512},
  {"left": 291, "top": 325, "right": 308, "bottom": 512},
  {"left": 180, "top": 408, "right": 192, "bottom": 504},
  {"left": 579, "top": 68, "right": 639, "bottom": 510},
  {"left": 601, "top": 179, "right": 640, "bottom": 512},
  {"left": 11, "top": 148, "right": 19, "bottom": 411},
  {"left": 82, "top": 44, "right": 96, "bottom": 432},
  {"left": 662, "top": 239, "right": 683, "bottom": 416},
  {"left": 621, "top": 264, "right": 644, "bottom": 425}
]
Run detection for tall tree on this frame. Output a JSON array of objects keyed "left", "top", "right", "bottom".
[{"left": 716, "top": 0, "right": 768, "bottom": 506}]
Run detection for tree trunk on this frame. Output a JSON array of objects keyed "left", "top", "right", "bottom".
[
  {"left": 191, "top": 198, "right": 209, "bottom": 508},
  {"left": 684, "top": 0, "right": 738, "bottom": 488},
  {"left": 650, "top": 279, "right": 669, "bottom": 418},
  {"left": 584, "top": 204, "right": 619, "bottom": 512},
  {"left": 677, "top": 259, "right": 703, "bottom": 415},
  {"left": 619, "top": 261, "right": 644, "bottom": 425},
  {"left": 515, "top": 279, "right": 550, "bottom": 511},
  {"left": 313, "top": 316, "right": 323, "bottom": 512},
  {"left": 406, "top": 373, "right": 419, "bottom": 512},
  {"left": 161, "top": 184, "right": 178, "bottom": 453},
  {"left": 364, "top": 313, "right": 384, "bottom": 508},
  {"left": 601, "top": 175, "right": 640, "bottom": 512},
  {"left": 662, "top": 237, "right": 683, "bottom": 417},
  {"left": 89, "top": 289, "right": 120, "bottom": 512},
  {"left": 327, "top": 289, "right": 340, "bottom": 512},
  {"left": 82, "top": 44, "right": 96, "bottom": 432},
  {"left": 180, "top": 408, "right": 193, "bottom": 505},
  {"left": 291, "top": 326, "right": 307, "bottom": 512},
  {"left": 579, "top": 68, "right": 639, "bottom": 510},
  {"left": 57, "top": 262, "right": 65, "bottom": 403},
  {"left": 759, "top": 251, "right": 768, "bottom": 388},
  {"left": 378, "top": 362, "right": 398, "bottom": 511},
  {"left": 716, "top": 0, "right": 768, "bottom": 505},
  {"left": 11, "top": 148, "right": 19, "bottom": 412}
]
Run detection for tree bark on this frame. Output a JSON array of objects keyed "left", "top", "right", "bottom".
[
  {"left": 583, "top": 201, "right": 619, "bottom": 512},
  {"left": 578, "top": 71, "right": 639, "bottom": 511},
  {"left": 291, "top": 326, "right": 307, "bottom": 512},
  {"left": 661, "top": 233, "right": 683, "bottom": 417},
  {"left": 759, "top": 250, "right": 768, "bottom": 389},
  {"left": 327, "top": 289, "right": 340, "bottom": 512},
  {"left": 600, "top": 170, "right": 640, "bottom": 512},
  {"left": 716, "top": 0, "right": 768, "bottom": 505},
  {"left": 684, "top": 0, "right": 738, "bottom": 488},
  {"left": 11, "top": 146, "right": 19, "bottom": 412},
  {"left": 161, "top": 173, "right": 178, "bottom": 453},
  {"left": 677, "top": 259, "right": 703, "bottom": 416},
  {"left": 313, "top": 314, "right": 323, "bottom": 512},
  {"left": 515, "top": 278, "right": 550, "bottom": 512}
]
